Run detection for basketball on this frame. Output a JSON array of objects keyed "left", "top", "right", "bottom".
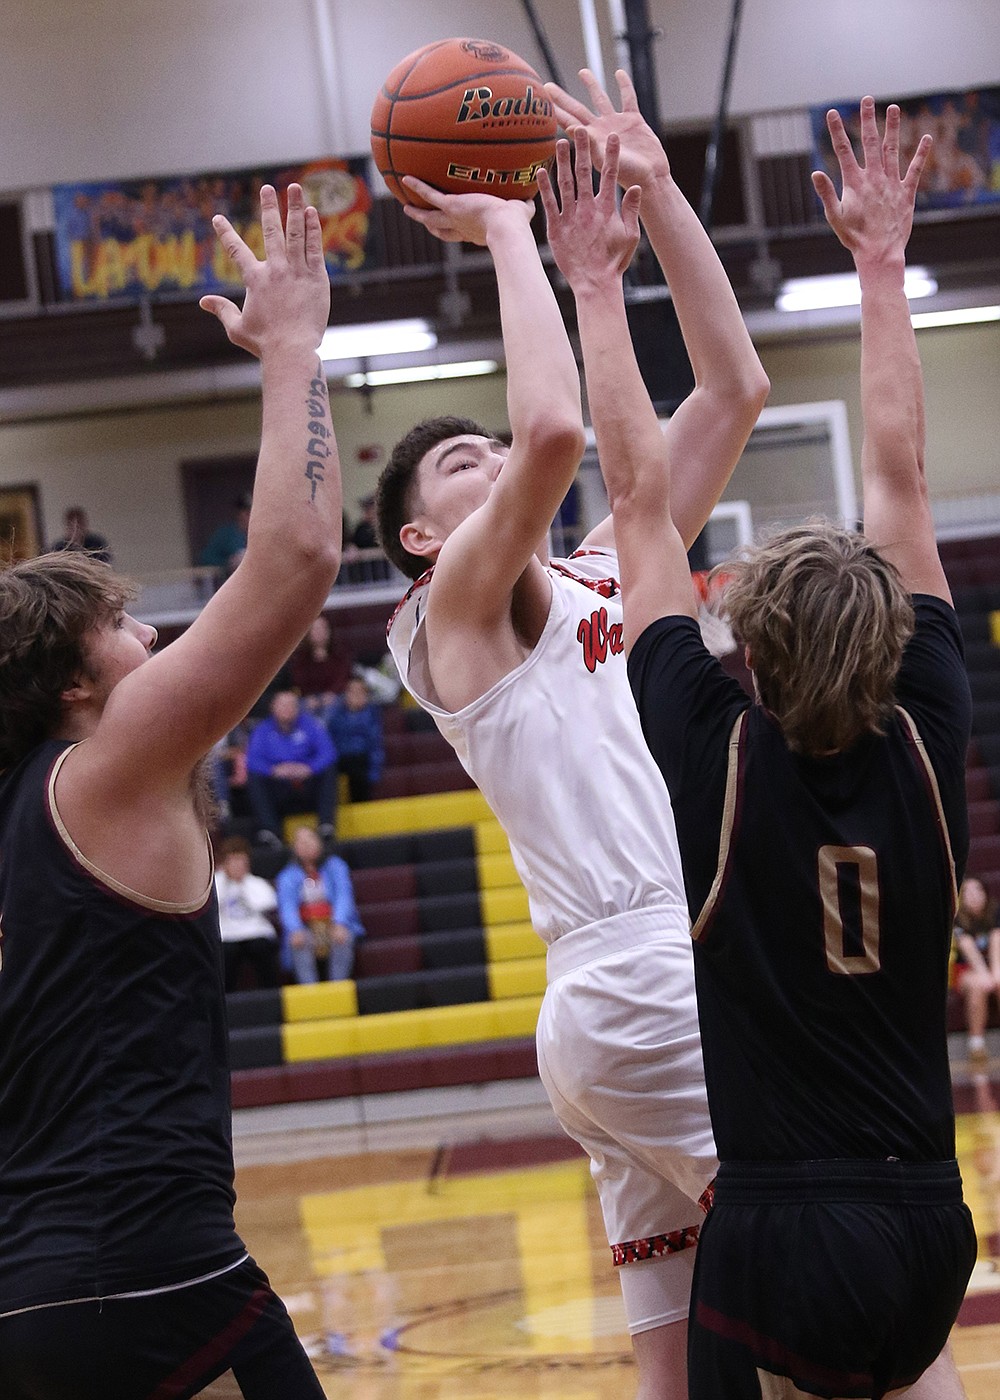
[{"left": 370, "top": 37, "right": 557, "bottom": 208}]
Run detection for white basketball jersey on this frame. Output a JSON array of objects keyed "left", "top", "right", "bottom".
[{"left": 387, "top": 549, "right": 689, "bottom": 946}]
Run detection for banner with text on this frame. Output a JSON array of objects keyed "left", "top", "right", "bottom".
[{"left": 53, "top": 158, "right": 374, "bottom": 302}]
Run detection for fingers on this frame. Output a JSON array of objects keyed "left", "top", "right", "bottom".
[
  {"left": 620, "top": 183, "right": 642, "bottom": 242},
  {"left": 536, "top": 163, "right": 560, "bottom": 227},
  {"left": 573, "top": 124, "right": 594, "bottom": 202},
  {"left": 210, "top": 212, "right": 258, "bottom": 279},
  {"left": 401, "top": 175, "right": 447, "bottom": 209},
  {"left": 258, "top": 184, "right": 285, "bottom": 261},
  {"left": 401, "top": 202, "right": 463, "bottom": 242},
  {"left": 857, "top": 95, "right": 882, "bottom": 170},
  {"left": 613, "top": 68, "right": 639, "bottom": 113},
  {"left": 825, "top": 107, "right": 860, "bottom": 181},
  {"left": 595, "top": 131, "right": 619, "bottom": 204},
  {"left": 579, "top": 68, "right": 616, "bottom": 114},
  {"left": 199, "top": 294, "right": 242, "bottom": 340},
  {"left": 881, "top": 104, "right": 901, "bottom": 178},
  {"left": 284, "top": 182, "right": 306, "bottom": 261},
  {"left": 555, "top": 134, "right": 576, "bottom": 210},
  {"left": 810, "top": 169, "right": 840, "bottom": 225},
  {"left": 543, "top": 79, "right": 594, "bottom": 128},
  {"left": 903, "top": 131, "right": 933, "bottom": 198},
  {"left": 303, "top": 204, "right": 325, "bottom": 271}
]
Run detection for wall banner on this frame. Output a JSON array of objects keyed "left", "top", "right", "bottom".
[{"left": 52, "top": 157, "right": 374, "bottom": 302}]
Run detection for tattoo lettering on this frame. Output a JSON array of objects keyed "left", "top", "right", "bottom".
[{"left": 304, "top": 376, "right": 331, "bottom": 502}]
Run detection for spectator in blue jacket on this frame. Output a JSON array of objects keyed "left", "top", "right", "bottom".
[
  {"left": 275, "top": 826, "right": 364, "bottom": 981},
  {"left": 246, "top": 689, "right": 338, "bottom": 845},
  {"left": 324, "top": 675, "right": 384, "bottom": 803}
]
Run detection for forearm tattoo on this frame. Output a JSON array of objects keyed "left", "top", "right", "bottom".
[{"left": 305, "top": 375, "right": 332, "bottom": 502}]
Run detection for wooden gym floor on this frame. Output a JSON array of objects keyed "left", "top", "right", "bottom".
[{"left": 230, "top": 1040, "right": 1000, "bottom": 1399}]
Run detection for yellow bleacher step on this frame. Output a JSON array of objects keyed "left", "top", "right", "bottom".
[
  {"left": 282, "top": 981, "right": 358, "bottom": 1023},
  {"left": 282, "top": 994, "right": 542, "bottom": 1062},
  {"left": 337, "top": 788, "right": 493, "bottom": 839},
  {"left": 482, "top": 884, "right": 530, "bottom": 925},
  {"left": 488, "top": 957, "right": 547, "bottom": 1000},
  {"left": 477, "top": 849, "right": 520, "bottom": 889},
  {"left": 485, "top": 922, "right": 541, "bottom": 962},
  {"left": 474, "top": 818, "right": 512, "bottom": 856}
]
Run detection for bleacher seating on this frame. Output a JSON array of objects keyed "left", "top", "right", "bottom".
[
  {"left": 939, "top": 535, "right": 1000, "bottom": 1034},
  {"left": 939, "top": 535, "right": 1000, "bottom": 902},
  {"left": 230, "top": 787, "right": 546, "bottom": 1107}
]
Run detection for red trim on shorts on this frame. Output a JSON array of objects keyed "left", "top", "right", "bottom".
[
  {"left": 611, "top": 1224, "right": 700, "bottom": 1266},
  {"left": 146, "top": 1286, "right": 271, "bottom": 1399},
  {"left": 695, "top": 1299, "right": 873, "bottom": 1394}
]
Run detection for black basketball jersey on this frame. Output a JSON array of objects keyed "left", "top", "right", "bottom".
[
  {"left": 0, "top": 740, "right": 244, "bottom": 1313},
  {"left": 629, "top": 596, "right": 971, "bottom": 1164}
]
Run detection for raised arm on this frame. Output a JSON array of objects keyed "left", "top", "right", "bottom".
[
  {"left": 812, "top": 98, "right": 946, "bottom": 600},
  {"left": 541, "top": 131, "right": 695, "bottom": 648},
  {"left": 546, "top": 69, "right": 769, "bottom": 548},
  {"left": 84, "top": 184, "right": 342, "bottom": 793},
  {"left": 397, "top": 181, "right": 585, "bottom": 619}
]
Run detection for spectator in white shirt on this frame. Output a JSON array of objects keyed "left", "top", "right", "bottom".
[{"left": 215, "top": 836, "right": 280, "bottom": 991}]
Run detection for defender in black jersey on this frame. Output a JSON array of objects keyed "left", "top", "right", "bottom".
[
  {"left": 567, "top": 97, "right": 975, "bottom": 1399},
  {"left": 0, "top": 186, "right": 341, "bottom": 1399}
]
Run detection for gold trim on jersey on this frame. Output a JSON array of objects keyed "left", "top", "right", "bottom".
[
  {"left": 691, "top": 710, "right": 746, "bottom": 943},
  {"left": 47, "top": 745, "right": 214, "bottom": 915},
  {"left": 895, "top": 705, "right": 960, "bottom": 919}
]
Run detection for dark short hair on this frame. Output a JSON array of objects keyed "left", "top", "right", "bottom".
[
  {"left": 0, "top": 552, "right": 134, "bottom": 771},
  {"left": 375, "top": 416, "right": 487, "bottom": 579}
]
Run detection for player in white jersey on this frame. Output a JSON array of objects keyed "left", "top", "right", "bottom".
[{"left": 378, "top": 75, "right": 768, "bottom": 1400}]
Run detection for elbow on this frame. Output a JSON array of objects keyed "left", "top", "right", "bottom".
[
  {"left": 288, "top": 533, "right": 342, "bottom": 590},
  {"left": 739, "top": 365, "right": 770, "bottom": 421},
  {"left": 520, "top": 417, "right": 587, "bottom": 470}
]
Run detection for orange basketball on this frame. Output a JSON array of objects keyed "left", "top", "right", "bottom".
[{"left": 371, "top": 37, "right": 557, "bottom": 208}]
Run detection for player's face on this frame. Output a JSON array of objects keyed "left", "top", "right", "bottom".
[
  {"left": 409, "top": 434, "right": 509, "bottom": 550},
  {"left": 82, "top": 612, "right": 157, "bottom": 701}
]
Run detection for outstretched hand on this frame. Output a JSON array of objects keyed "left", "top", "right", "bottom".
[
  {"left": 538, "top": 129, "right": 641, "bottom": 290},
  {"left": 399, "top": 179, "right": 535, "bottom": 246},
  {"left": 200, "top": 184, "right": 331, "bottom": 359},
  {"left": 544, "top": 68, "right": 669, "bottom": 189},
  {"left": 811, "top": 97, "right": 932, "bottom": 266}
]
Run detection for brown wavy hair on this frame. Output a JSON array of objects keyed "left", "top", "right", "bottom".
[
  {"left": 0, "top": 552, "right": 134, "bottom": 771},
  {"left": 375, "top": 415, "right": 488, "bottom": 579},
  {"left": 721, "top": 520, "right": 915, "bottom": 756}
]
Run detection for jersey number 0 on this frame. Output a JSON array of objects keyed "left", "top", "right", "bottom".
[{"left": 818, "top": 844, "right": 881, "bottom": 975}]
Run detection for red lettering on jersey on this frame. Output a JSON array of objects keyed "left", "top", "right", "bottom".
[{"left": 578, "top": 607, "right": 625, "bottom": 672}]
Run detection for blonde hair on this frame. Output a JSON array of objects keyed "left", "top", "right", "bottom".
[{"left": 722, "top": 520, "right": 914, "bottom": 756}]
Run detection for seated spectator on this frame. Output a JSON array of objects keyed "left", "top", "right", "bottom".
[
  {"left": 198, "top": 493, "right": 251, "bottom": 581},
  {"left": 325, "top": 675, "right": 384, "bottom": 803},
  {"left": 214, "top": 836, "right": 280, "bottom": 992},
  {"left": 289, "top": 614, "right": 353, "bottom": 711},
  {"left": 246, "top": 690, "right": 338, "bottom": 846},
  {"left": 50, "top": 505, "right": 112, "bottom": 564},
  {"left": 953, "top": 875, "right": 1000, "bottom": 1063},
  {"left": 349, "top": 494, "right": 379, "bottom": 551},
  {"left": 275, "top": 827, "right": 364, "bottom": 983},
  {"left": 209, "top": 720, "right": 251, "bottom": 829}
]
